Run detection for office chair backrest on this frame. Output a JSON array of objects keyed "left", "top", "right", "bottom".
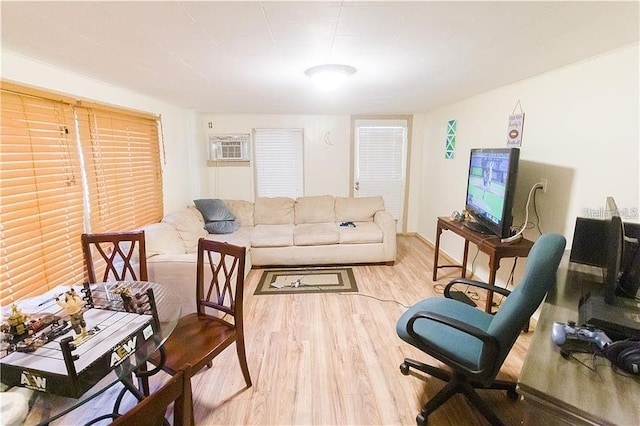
[
  {"left": 82, "top": 231, "right": 148, "bottom": 283},
  {"left": 196, "top": 238, "right": 246, "bottom": 323},
  {"left": 486, "top": 233, "right": 566, "bottom": 377}
]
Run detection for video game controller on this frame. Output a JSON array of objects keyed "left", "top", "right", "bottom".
[{"left": 551, "top": 321, "right": 613, "bottom": 350}]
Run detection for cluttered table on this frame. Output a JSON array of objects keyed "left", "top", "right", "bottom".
[
  {"left": 1, "top": 281, "right": 180, "bottom": 425},
  {"left": 517, "top": 256, "right": 640, "bottom": 425}
]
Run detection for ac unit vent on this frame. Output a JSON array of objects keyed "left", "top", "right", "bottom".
[{"left": 209, "top": 134, "right": 250, "bottom": 162}]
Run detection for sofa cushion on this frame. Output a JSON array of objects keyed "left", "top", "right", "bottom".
[
  {"left": 254, "top": 197, "right": 295, "bottom": 225},
  {"left": 142, "top": 222, "right": 186, "bottom": 256},
  {"left": 294, "top": 223, "right": 339, "bottom": 246},
  {"left": 204, "top": 220, "right": 240, "bottom": 234},
  {"left": 224, "top": 199, "right": 254, "bottom": 227},
  {"left": 295, "top": 195, "right": 335, "bottom": 224},
  {"left": 335, "top": 196, "right": 385, "bottom": 222},
  {"left": 338, "top": 222, "right": 384, "bottom": 244},
  {"left": 193, "top": 199, "right": 236, "bottom": 222},
  {"left": 251, "top": 224, "right": 294, "bottom": 247},
  {"left": 162, "top": 208, "right": 208, "bottom": 253},
  {"left": 205, "top": 227, "right": 252, "bottom": 249}
]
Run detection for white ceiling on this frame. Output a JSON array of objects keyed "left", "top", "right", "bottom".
[{"left": 1, "top": 1, "right": 638, "bottom": 114}]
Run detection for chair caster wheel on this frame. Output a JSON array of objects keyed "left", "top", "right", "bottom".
[
  {"left": 416, "top": 413, "right": 427, "bottom": 425},
  {"left": 506, "top": 388, "right": 519, "bottom": 400},
  {"left": 400, "top": 362, "right": 410, "bottom": 375}
]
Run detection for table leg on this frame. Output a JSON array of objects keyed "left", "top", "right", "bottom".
[
  {"left": 484, "top": 255, "right": 498, "bottom": 313},
  {"left": 432, "top": 224, "right": 443, "bottom": 281},
  {"left": 461, "top": 240, "right": 469, "bottom": 278}
]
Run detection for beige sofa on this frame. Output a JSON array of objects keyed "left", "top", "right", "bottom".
[{"left": 141, "top": 195, "right": 396, "bottom": 314}]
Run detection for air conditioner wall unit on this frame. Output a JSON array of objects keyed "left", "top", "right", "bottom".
[{"left": 208, "top": 134, "right": 250, "bottom": 162}]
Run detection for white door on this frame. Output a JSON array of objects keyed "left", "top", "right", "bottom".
[{"left": 353, "top": 119, "right": 408, "bottom": 233}]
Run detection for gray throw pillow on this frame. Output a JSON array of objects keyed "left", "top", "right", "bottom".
[
  {"left": 204, "top": 220, "right": 240, "bottom": 234},
  {"left": 193, "top": 199, "right": 236, "bottom": 222}
]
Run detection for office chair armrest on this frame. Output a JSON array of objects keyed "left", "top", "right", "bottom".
[
  {"left": 406, "top": 310, "right": 500, "bottom": 376},
  {"left": 444, "top": 278, "right": 511, "bottom": 299}
]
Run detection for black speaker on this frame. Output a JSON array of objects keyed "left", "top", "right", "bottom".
[{"left": 570, "top": 217, "right": 607, "bottom": 267}]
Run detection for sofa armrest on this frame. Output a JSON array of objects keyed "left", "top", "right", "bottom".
[
  {"left": 140, "top": 222, "right": 186, "bottom": 256},
  {"left": 374, "top": 210, "right": 397, "bottom": 263}
]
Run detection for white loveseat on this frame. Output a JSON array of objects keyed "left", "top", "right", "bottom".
[{"left": 141, "top": 195, "right": 396, "bottom": 314}]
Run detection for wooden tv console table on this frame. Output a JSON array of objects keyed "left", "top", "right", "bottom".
[{"left": 432, "top": 216, "right": 534, "bottom": 313}]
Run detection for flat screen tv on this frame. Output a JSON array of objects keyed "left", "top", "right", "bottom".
[{"left": 464, "top": 148, "right": 520, "bottom": 239}]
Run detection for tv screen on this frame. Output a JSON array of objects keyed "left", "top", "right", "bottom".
[{"left": 464, "top": 148, "right": 520, "bottom": 239}]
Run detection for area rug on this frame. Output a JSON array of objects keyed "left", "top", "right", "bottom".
[{"left": 254, "top": 267, "right": 358, "bottom": 295}]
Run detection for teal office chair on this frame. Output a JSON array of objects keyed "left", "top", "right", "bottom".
[{"left": 397, "top": 233, "right": 566, "bottom": 425}]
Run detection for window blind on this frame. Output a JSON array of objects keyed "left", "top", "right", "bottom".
[
  {"left": 79, "top": 107, "right": 163, "bottom": 233},
  {"left": 1, "top": 83, "right": 164, "bottom": 306},
  {"left": 0, "top": 91, "right": 86, "bottom": 305},
  {"left": 355, "top": 124, "right": 407, "bottom": 220},
  {"left": 254, "top": 128, "right": 304, "bottom": 198}
]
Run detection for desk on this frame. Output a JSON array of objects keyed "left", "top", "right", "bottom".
[
  {"left": 518, "top": 257, "right": 640, "bottom": 425},
  {"left": 433, "top": 217, "right": 534, "bottom": 313},
  {"left": 0, "top": 281, "right": 180, "bottom": 425}
]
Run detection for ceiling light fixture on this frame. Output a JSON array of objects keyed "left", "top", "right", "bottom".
[{"left": 304, "top": 64, "right": 356, "bottom": 90}]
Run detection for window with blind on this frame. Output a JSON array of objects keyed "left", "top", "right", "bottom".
[
  {"left": 1, "top": 91, "right": 86, "bottom": 304},
  {"left": 0, "top": 83, "right": 163, "bottom": 306},
  {"left": 254, "top": 128, "right": 304, "bottom": 198},
  {"left": 354, "top": 119, "right": 408, "bottom": 223},
  {"left": 78, "top": 107, "right": 163, "bottom": 233}
]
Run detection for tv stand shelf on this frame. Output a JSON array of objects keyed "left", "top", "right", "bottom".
[{"left": 433, "top": 216, "right": 534, "bottom": 313}]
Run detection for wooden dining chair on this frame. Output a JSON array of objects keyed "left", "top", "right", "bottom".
[
  {"left": 81, "top": 231, "right": 148, "bottom": 283},
  {"left": 111, "top": 364, "right": 193, "bottom": 426},
  {"left": 82, "top": 230, "right": 153, "bottom": 395},
  {"left": 152, "top": 238, "right": 252, "bottom": 417}
]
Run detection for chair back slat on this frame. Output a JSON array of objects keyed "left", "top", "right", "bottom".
[
  {"left": 196, "top": 239, "right": 246, "bottom": 320},
  {"left": 82, "top": 231, "right": 148, "bottom": 283}
]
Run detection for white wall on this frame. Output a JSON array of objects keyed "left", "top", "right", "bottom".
[
  {"left": 1, "top": 50, "right": 199, "bottom": 214},
  {"left": 415, "top": 44, "right": 640, "bottom": 283},
  {"left": 198, "top": 113, "right": 426, "bottom": 234},
  {"left": 197, "top": 114, "right": 352, "bottom": 200}
]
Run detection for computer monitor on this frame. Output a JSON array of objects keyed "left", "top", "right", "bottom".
[{"left": 578, "top": 196, "right": 640, "bottom": 339}]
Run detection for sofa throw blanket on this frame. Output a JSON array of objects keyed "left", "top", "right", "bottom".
[{"left": 194, "top": 199, "right": 239, "bottom": 234}]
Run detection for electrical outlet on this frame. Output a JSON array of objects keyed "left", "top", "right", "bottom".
[{"left": 540, "top": 178, "right": 548, "bottom": 193}]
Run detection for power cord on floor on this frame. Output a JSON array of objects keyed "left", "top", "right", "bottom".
[
  {"left": 338, "top": 292, "right": 411, "bottom": 309},
  {"left": 283, "top": 281, "right": 411, "bottom": 309},
  {"left": 434, "top": 281, "right": 480, "bottom": 302}
]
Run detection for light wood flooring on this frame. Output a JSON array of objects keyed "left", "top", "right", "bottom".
[{"left": 61, "top": 235, "right": 534, "bottom": 425}]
